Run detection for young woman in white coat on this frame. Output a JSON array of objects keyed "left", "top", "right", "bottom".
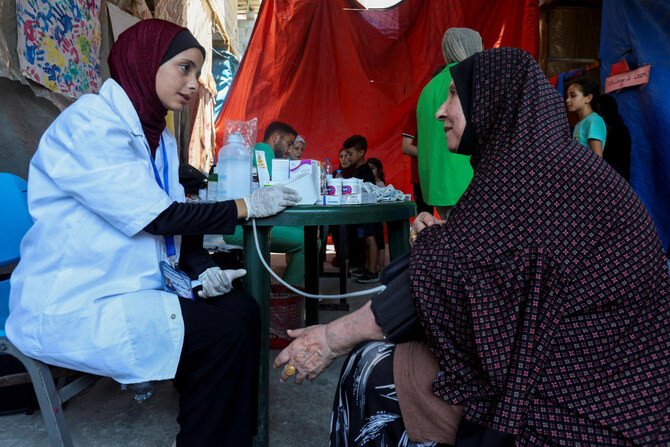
[{"left": 6, "top": 19, "right": 299, "bottom": 446}]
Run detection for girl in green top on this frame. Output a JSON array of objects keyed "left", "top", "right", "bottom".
[{"left": 566, "top": 77, "right": 607, "bottom": 157}]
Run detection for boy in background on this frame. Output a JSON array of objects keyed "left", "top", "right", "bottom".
[{"left": 342, "top": 135, "right": 380, "bottom": 283}]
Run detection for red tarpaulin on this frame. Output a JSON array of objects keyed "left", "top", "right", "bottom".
[{"left": 216, "top": 0, "right": 538, "bottom": 196}]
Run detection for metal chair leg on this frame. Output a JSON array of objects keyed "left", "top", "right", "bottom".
[{"left": 2, "top": 341, "right": 74, "bottom": 447}]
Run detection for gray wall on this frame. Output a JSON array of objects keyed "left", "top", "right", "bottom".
[
  {"left": 0, "top": 77, "right": 60, "bottom": 179},
  {"left": 0, "top": 0, "right": 120, "bottom": 180}
]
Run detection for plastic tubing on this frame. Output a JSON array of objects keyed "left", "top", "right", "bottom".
[{"left": 251, "top": 219, "right": 386, "bottom": 299}]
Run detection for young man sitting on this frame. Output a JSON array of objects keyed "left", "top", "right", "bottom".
[{"left": 254, "top": 121, "right": 297, "bottom": 164}]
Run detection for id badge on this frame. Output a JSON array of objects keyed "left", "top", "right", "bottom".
[{"left": 159, "top": 261, "right": 194, "bottom": 300}]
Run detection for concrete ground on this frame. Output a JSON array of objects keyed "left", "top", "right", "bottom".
[{"left": 0, "top": 247, "right": 384, "bottom": 446}]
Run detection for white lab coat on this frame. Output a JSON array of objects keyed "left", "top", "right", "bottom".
[{"left": 7, "top": 79, "right": 186, "bottom": 384}]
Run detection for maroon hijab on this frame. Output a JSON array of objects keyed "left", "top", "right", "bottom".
[
  {"left": 108, "top": 19, "right": 185, "bottom": 154},
  {"left": 410, "top": 48, "right": 670, "bottom": 444}
]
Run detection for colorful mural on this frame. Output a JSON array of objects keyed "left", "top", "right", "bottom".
[{"left": 16, "top": 0, "right": 101, "bottom": 98}]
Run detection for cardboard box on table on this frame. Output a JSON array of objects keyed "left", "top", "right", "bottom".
[{"left": 289, "top": 160, "right": 320, "bottom": 197}]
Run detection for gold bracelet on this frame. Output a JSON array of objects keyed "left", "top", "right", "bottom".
[{"left": 409, "top": 232, "right": 418, "bottom": 245}]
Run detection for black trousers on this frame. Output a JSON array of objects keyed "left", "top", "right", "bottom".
[
  {"left": 330, "top": 225, "right": 365, "bottom": 268},
  {"left": 174, "top": 289, "right": 260, "bottom": 446}
]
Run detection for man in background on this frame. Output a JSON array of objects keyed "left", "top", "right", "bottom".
[
  {"left": 254, "top": 121, "right": 297, "bottom": 175},
  {"left": 416, "top": 28, "right": 482, "bottom": 219}
]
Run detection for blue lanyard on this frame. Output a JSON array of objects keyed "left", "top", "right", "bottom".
[{"left": 148, "top": 136, "right": 176, "bottom": 257}]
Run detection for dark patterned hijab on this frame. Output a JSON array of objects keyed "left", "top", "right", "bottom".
[
  {"left": 410, "top": 48, "right": 670, "bottom": 444},
  {"left": 108, "top": 19, "right": 188, "bottom": 154}
]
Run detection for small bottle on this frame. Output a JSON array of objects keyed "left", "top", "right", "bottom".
[
  {"left": 335, "top": 170, "right": 343, "bottom": 179},
  {"left": 324, "top": 158, "right": 333, "bottom": 179},
  {"left": 207, "top": 173, "right": 218, "bottom": 201},
  {"left": 127, "top": 381, "right": 154, "bottom": 403},
  {"left": 319, "top": 163, "right": 326, "bottom": 195}
]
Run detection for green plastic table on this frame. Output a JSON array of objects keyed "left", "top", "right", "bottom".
[{"left": 241, "top": 201, "right": 417, "bottom": 447}]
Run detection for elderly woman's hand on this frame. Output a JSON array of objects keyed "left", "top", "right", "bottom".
[
  {"left": 273, "top": 301, "right": 384, "bottom": 384},
  {"left": 272, "top": 325, "right": 338, "bottom": 384},
  {"left": 410, "top": 212, "right": 444, "bottom": 244}
]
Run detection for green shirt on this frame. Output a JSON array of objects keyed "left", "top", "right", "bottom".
[
  {"left": 253, "top": 142, "right": 275, "bottom": 177},
  {"left": 572, "top": 112, "right": 607, "bottom": 151},
  {"left": 416, "top": 64, "right": 474, "bottom": 207}
]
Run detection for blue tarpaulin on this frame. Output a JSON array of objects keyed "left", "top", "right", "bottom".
[
  {"left": 600, "top": 0, "right": 670, "bottom": 251},
  {"left": 212, "top": 49, "right": 239, "bottom": 121}
]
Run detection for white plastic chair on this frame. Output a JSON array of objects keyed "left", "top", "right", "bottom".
[{"left": 0, "top": 173, "right": 97, "bottom": 447}]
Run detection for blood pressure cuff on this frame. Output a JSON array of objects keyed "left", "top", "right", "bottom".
[
  {"left": 371, "top": 252, "right": 424, "bottom": 343},
  {"left": 379, "top": 250, "right": 410, "bottom": 285}
]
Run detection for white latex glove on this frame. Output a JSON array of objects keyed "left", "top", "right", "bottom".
[
  {"left": 243, "top": 184, "right": 301, "bottom": 219},
  {"left": 197, "top": 267, "right": 247, "bottom": 299}
]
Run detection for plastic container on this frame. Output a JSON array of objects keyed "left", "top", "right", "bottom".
[
  {"left": 335, "top": 170, "right": 343, "bottom": 179},
  {"left": 207, "top": 173, "right": 218, "bottom": 201},
  {"left": 326, "top": 178, "right": 342, "bottom": 195},
  {"left": 324, "top": 158, "right": 333, "bottom": 179},
  {"left": 122, "top": 381, "right": 154, "bottom": 403},
  {"left": 342, "top": 178, "right": 361, "bottom": 195},
  {"left": 217, "top": 132, "right": 252, "bottom": 201},
  {"left": 198, "top": 184, "right": 207, "bottom": 201},
  {"left": 269, "top": 284, "right": 304, "bottom": 349}
]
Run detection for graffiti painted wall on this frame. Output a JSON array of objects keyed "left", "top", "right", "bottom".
[{"left": 16, "top": 0, "right": 101, "bottom": 98}]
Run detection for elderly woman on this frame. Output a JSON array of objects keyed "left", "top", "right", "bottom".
[
  {"left": 288, "top": 135, "right": 306, "bottom": 159},
  {"left": 274, "top": 48, "right": 670, "bottom": 446}
]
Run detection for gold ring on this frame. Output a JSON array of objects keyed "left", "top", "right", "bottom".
[
  {"left": 409, "top": 233, "right": 418, "bottom": 245},
  {"left": 284, "top": 364, "right": 297, "bottom": 376}
]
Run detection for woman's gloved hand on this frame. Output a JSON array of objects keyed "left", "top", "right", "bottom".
[
  {"left": 243, "top": 184, "right": 301, "bottom": 219},
  {"left": 197, "top": 267, "right": 247, "bottom": 298}
]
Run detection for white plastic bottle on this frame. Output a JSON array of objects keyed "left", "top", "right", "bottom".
[
  {"left": 120, "top": 381, "right": 154, "bottom": 403},
  {"left": 216, "top": 132, "right": 252, "bottom": 201},
  {"left": 324, "top": 158, "right": 333, "bottom": 179}
]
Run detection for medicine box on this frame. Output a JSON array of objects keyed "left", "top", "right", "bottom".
[
  {"left": 272, "top": 159, "right": 290, "bottom": 181},
  {"left": 321, "top": 195, "right": 345, "bottom": 205},
  {"left": 290, "top": 159, "right": 320, "bottom": 196},
  {"left": 321, "top": 192, "right": 377, "bottom": 205},
  {"left": 282, "top": 173, "right": 319, "bottom": 205},
  {"left": 360, "top": 193, "right": 377, "bottom": 204},
  {"left": 255, "top": 150, "right": 271, "bottom": 184}
]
